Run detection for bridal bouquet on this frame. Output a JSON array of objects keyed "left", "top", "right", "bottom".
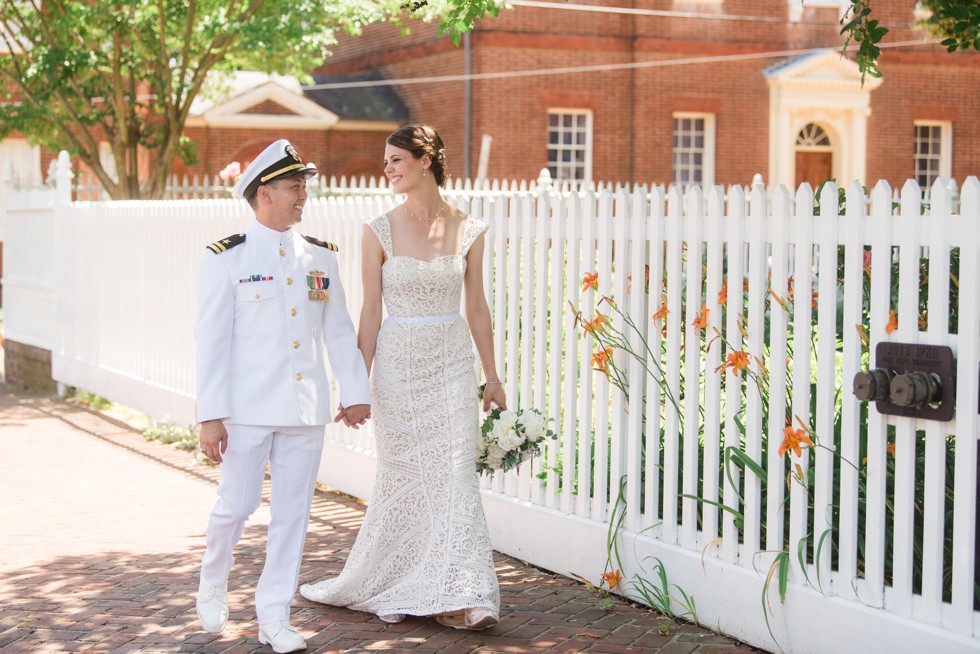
[{"left": 476, "top": 385, "right": 557, "bottom": 476}]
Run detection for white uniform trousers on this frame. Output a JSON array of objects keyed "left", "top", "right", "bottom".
[{"left": 199, "top": 423, "right": 324, "bottom": 624}]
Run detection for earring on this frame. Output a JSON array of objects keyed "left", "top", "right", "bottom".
[{"left": 423, "top": 169, "right": 427, "bottom": 177}]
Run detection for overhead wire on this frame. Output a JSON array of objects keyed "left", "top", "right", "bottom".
[
  {"left": 507, "top": 0, "right": 915, "bottom": 29},
  {"left": 301, "top": 39, "right": 940, "bottom": 91}
]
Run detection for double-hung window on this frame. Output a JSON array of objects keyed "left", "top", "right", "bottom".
[
  {"left": 672, "top": 113, "right": 715, "bottom": 188},
  {"left": 547, "top": 110, "right": 592, "bottom": 185},
  {"left": 913, "top": 121, "right": 951, "bottom": 191}
]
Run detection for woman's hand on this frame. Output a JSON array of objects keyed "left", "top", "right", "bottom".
[{"left": 482, "top": 383, "right": 507, "bottom": 412}]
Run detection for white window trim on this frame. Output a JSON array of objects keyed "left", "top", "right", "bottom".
[
  {"left": 671, "top": 112, "right": 715, "bottom": 188},
  {"left": 913, "top": 120, "right": 952, "bottom": 187},
  {"left": 546, "top": 108, "right": 593, "bottom": 185}
]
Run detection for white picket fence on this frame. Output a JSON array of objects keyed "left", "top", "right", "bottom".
[
  {"left": 69, "top": 170, "right": 569, "bottom": 202},
  {"left": 3, "top": 152, "right": 979, "bottom": 654}
]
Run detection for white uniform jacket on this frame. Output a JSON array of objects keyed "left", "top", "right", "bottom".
[{"left": 195, "top": 218, "right": 370, "bottom": 426}]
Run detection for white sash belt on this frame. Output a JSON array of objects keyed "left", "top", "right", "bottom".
[{"left": 387, "top": 312, "right": 461, "bottom": 324}]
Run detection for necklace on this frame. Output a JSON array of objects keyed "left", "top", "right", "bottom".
[{"left": 406, "top": 202, "right": 446, "bottom": 224}]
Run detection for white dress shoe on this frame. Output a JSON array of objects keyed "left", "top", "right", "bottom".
[
  {"left": 195, "top": 580, "right": 228, "bottom": 633},
  {"left": 258, "top": 620, "right": 307, "bottom": 653}
]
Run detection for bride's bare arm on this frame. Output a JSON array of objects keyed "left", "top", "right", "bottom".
[
  {"left": 358, "top": 224, "right": 385, "bottom": 375},
  {"left": 463, "top": 233, "right": 507, "bottom": 411}
]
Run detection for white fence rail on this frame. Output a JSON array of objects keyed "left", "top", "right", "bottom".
[{"left": 3, "top": 153, "right": 978, "bottom": 654}]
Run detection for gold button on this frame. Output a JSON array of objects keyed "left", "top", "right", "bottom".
[
  {"left": 279, "top": 248, "right": 285, "bottom": 257},
  {"left": 290, "top": 308, "right": 297, "bottom": 317},
  {"left": 295, "top": 373, "right": 303, "bottom": 381},
  {"left": 286, "top": 277, "right": 293, "bottom": 285},
  {"left": 254, "top": 293, "right": 260, "bottom": 299},
  {"left": 293, "top": 341, "right": 300, "bottom": 349}
]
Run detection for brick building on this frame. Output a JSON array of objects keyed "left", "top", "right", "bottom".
[
  {"left": 300, "top": 0, "right": 979, "bottom": 190},
  {"left": 5, "top": 0, "right": 978, "bottom": 191}
]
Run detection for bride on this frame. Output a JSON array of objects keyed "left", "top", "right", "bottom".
[{"left": 300, "top": 125, "right": 506, "bottom": 630}]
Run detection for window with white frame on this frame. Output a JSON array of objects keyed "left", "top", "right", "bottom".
[
  {"left": 547, "top": 110, "right": 591, "bottom": 184},
  {"left": 672, "top": 114, "right": 715, "bottom": 187},
  {"left": 913, "top": 122, "right": 951, "bottom": 190}
]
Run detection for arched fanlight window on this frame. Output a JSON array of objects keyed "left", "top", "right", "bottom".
[{"left": 795, "top": 123, "right": 831, "bottom": 148}]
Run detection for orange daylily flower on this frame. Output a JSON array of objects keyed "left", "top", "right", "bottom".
[
  {"left": 584, "top": 311, "right": 610, "bottom": 335},
  {"left": 886, "top": 310, "right": 898, "bottom": 334},
  {"left": 717, "top": 351, "right": 751, "bottom": 376},
  {"left": 582, "top": 271, "right": 599, "bottom": 292},
  {"left": 691, "top": 304, "right": 709, "bottom": 330},
  {"left": 591, "top": 346, "right": 614, "bottom": 375},
  {"left": 652, "top": 304, "right": 669, "bottom": 323},
  {"left": 601, "top": 569, "right": 623, "bottom": 589},
  {"left": 717, "top": 280, "right": 728, "bottom": 306},
  {"left": 779, "top": 425, "right": 815, "bottom": 458}
]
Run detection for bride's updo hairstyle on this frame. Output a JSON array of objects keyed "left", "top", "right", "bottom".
[{"left": 386, "top": 124, "right": 448, "bottom": 187}]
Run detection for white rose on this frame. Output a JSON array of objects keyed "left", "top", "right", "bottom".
[
  {"left": 496, "top": 409, "right": 518, "bottom": 431},
  {"left": 498, "top": 426, "right": 525, "bottom": 452},
  {"left": 485, "top": 444, "right": 507, "bottom": 468},
  {"left": 520, "top": 412, "right": 547, "bottom": 442},
  {"left": 476, "top": 434, "right": 488, "bottom": 456}
]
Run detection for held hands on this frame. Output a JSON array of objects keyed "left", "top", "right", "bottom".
[
  {"left": 482, "top": 383, "right": 507, "bottom": 412},
  {"left": 199, "top": 419, "right": 228, "bottom": 463},
  {"left": 335, "top": 403, "right": 372, "bottom": 429}
]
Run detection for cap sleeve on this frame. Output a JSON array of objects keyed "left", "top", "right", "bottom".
[
  {"left": 368, "top": 214, "right": 394, "bottom": 259},
  {"left": 460, "top": 217, "right": 489, "bottom": 257}
]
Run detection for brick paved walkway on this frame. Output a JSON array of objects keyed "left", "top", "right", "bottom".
[{"left": 0, "top": 391, "right": 764, "bottom": 654}]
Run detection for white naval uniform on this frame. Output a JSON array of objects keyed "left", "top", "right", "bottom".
[{"left": 195, "top": 217, "right": 370, "bottom": 624}]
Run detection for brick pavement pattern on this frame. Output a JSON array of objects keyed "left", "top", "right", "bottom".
[{"left": 0, "top": 392, "right": 764, "bottom": 654}]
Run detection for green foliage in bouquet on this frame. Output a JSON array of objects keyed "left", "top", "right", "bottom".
[{"left": 476, "top": 384, "right": 557, "bottom": 476}]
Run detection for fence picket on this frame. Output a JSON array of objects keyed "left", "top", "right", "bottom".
[
  {"left": 813, "top": 180, "right": 840, "bottom": 588},
  {"left": 722, "top": 185, "right": 746, "bottom": 563}
]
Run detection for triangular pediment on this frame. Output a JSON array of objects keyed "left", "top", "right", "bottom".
[
  {"left": 240, "top": 99, "right": 301, "bottom": 116},
  {"left": 187, "top": 75, "right": 339, "bottom": 129},
  {"left": 765, "top": 49, "right": 882, "bottom": 90}
]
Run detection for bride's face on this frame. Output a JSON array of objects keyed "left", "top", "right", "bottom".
[{"left": 383, "top": 144, "right": 428, "bottom": 194}]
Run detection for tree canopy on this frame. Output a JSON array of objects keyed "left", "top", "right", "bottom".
[
  {"left": 842, "top": 0, "right": 980, "bottom": 81},
  {"left": 0, "top": 0, "right": 463, "bottom": 199}
]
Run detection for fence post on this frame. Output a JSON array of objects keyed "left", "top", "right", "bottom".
[
  {"left": 55, "top": 151, "right": 72, "bottom": 206},
  {"left": 536, "top": 168, "right": 552, "bottom": 195}
]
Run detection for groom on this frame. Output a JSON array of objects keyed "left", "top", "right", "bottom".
[{"left": 194, "top": 139, "right": 370, "bottom": 653}]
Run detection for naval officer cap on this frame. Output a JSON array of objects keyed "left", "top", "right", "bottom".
[{"left": 233, "top": 139, "right": 318, "bottom": 200}]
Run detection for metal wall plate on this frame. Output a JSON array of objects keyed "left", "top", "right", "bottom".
[{"left": 874, "top": 342, "right": 956, "bottom": 422}]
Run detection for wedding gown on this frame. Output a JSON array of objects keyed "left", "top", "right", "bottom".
[{"left": 300, "top": 213, "right": 500, "bottom": 621}]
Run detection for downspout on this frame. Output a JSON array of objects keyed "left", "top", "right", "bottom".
[{"left": 464, "top": 31, "right": 472, "bottom": 180}]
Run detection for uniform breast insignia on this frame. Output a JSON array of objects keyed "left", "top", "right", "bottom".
[
  {"left": 206, "top": 233, "right": 246, "bottom": 254},
  {"left": 307, "top": 269, "right": 330, "bottom": 302},
  {"left": 302, "top": 235, "right": 338, "bottom": 252},
  {"left": 239, "top": 274, "right": 274, "bottom": 284}
]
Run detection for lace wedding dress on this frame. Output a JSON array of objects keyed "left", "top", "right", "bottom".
[{"left": 300, "top": 213, "right": 500, "bottom": 621}]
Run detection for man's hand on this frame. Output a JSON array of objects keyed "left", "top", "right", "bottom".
[
  {"left": 199, "top": 419, "right": 228, "bottom": 463},
  {"left": 334, "top": 403, "right": 371, "bottom": 429}
]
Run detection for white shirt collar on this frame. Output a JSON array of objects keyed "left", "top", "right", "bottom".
[{"left": 249, "top": 218, "right": 295, "bottom": 247}]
